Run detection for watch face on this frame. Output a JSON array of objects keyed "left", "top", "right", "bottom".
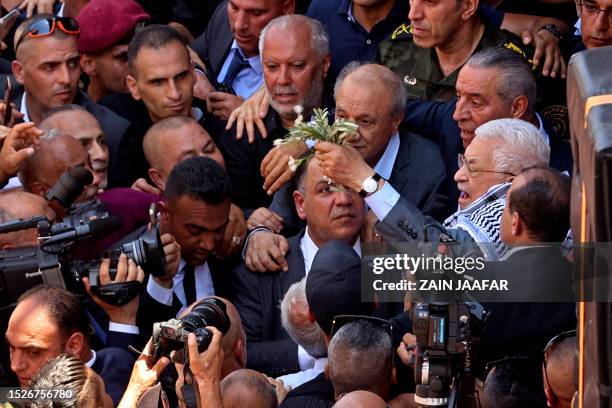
[{"left": 363, "top": 177, "right": 378, "bottom": 193}]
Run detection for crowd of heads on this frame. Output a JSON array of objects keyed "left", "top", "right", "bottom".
[{"left": 0, "top": 0, "right": 603, "bottom": 406}]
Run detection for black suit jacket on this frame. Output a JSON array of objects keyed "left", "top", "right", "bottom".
[
  {"left": 191, "top": 1, "right": 233, "bottom": 78},
  {"left": 270, "top": 128, "right": 450, "bottom": 235},
  {"left": 279, "top": 372, "right": 334, "bottom": 408},
  {"left": 232, "top": 232, "right": 306, "bottom": 377},
  {"left": 92, "top": 347, "right": 135, "bottom": 406},
  {"left": 475, "top": 247, "right": 577, "bottom": 377},
  {"left": 138, "top": 255, "right": 238, "bottom": 341}
]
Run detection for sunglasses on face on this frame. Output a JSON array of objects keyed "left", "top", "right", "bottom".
[{"left": 15, "top": 17, "right": 80, "bottom": 51}]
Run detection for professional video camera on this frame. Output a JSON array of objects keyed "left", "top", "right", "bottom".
[
  {"left": 152, "top": 297, "right": 230, "bottom": 364},
  {"left": 412, "top": 302, "right": 487, "bottom": 408},
  {"left": 0, "top": 166, "right": 166, "bottom": 308}
]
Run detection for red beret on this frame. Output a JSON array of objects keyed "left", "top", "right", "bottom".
[{"left": 77, "top": 0, "right": 150, "bottom": 55}]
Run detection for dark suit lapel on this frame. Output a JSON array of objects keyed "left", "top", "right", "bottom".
[
  {"left": 389, "top": 133, "right": 412, "bottom": 194},
  {"left": 285, "top": 232, "right": 307, "bottom": 279}
]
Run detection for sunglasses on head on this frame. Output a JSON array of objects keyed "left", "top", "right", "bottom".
[{"left": 15, "top": 17, "right": 80, "bottom": 51}]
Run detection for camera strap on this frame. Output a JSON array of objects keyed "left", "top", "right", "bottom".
[{"left": 181, "top": 364, "right": 198, "bottom": 408}]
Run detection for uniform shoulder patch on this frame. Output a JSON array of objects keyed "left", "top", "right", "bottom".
[
  {"left": 501, "top": 41, "right": 536, "bottom": 71},
  {"left": 391, "top": 23, "right": 413, "bottom": 40}
]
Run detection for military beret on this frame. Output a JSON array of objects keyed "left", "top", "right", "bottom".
[
  {"left": 77, "top": 0, "right": 149, "bottom": 55},
  {"left": 306, "top": 240, "right": 373, "bottom": 335}
]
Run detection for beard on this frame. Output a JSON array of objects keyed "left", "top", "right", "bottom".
[{"left": 267, "top": 67, "right": 325, "bottom": 119}]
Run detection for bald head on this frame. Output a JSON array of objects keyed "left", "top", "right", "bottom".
[
  {"left": 18, "top": 133, "right": 96, "bottom": 216},
  {"left": 335, "top": 63, "right": 407, "bottom": 118},
  {"left": 544, "top": 335, "right": 577, "bottom": 407},
  {"left": 220, "top": 369, "right": 277, "bottom": 408},
  {"left": 0, "top": 190, "right": 55, "bottom": 247},
  {"left": 19, "top": 133, "right": 88, "bottom": 192},
  {"left": 180, "top": 296, "right": 246, "bottom": 377},
  {"left": 143, "top": 116, "right": 225, "bottom": 192},
  {"left": 333, "top": 390, "right": 388, "bottom": 408}
]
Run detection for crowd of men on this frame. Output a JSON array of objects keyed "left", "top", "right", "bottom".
[{"left": 0, "top": 0, "right": 605, "bottom": 406}]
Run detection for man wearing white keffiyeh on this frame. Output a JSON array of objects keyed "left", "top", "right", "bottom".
[{"left": 315, "top": 118, "right": 550, "bottom": 260}]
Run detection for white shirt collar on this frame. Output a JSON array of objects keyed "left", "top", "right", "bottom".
[
  {"left": 373, "top": 131, "right": 400, "bottom": 180},
  {"left": 535, "top": 112, "right": 550, "bottom": 147},
  {"left": 85, "top": 349, "right": 97, "bottom": 368},
  {"left": 57, "top": 2, "right": 65, "bottom": 17},
  {"left": 20, "top": 92, "right": 31, "bottom": 123},
  {"left": 231, "top": 40, "right": 263, "bottom": 75},
  {"left": 313, "top": 357, "right": 328, "bottom": 371},
  {"left": 300, "top": 227, "right": 362, "bottom": 274}
]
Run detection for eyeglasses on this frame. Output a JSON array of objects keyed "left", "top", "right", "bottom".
[
  {"left": 579, "top": 1, "right": 612, "bottom": 24},
  {"left": 15, "top": 17, "right": 80, "bottom": 51},
  {"left": 457, "top": 153, "right": 516, "bottom": 178},
  {"left": 542, "top": 330, "right": 577, "bottom": 404}
]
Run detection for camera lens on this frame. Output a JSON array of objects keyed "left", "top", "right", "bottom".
[
  {"left": 180, "top": 298, "right": 230, "bottom": 336},
  {"left": 120, "top": 227, "right": 166, "bottom": 276}
]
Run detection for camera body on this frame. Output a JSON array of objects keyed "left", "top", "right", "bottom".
[
  {"left": 412, "top": 302, "right": 485, "bottom": 408},
  {"left": 0, "top": 201, "right": 166, "bottom": 307},
  {"left": 152, "top": 298, "right": 230, "bottom": 364}
]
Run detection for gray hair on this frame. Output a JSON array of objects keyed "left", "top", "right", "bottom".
[
  {"left": 474, "top": 118, "right": 550, "bottom": 175},
  {"left": 334, "top": 61, "right": 407, "bottom": 118},
  {"left": 327, "top": 320, "right": 393, "bottom": 396},
  {"left": 466, "top": 47, "right": 537, "bottom": 116},
  {"left": 281, "top": 279, "right": 327, "bottom": 358},
  {"left": 259, "top": 14, "right": 329, "bottom": 61}
]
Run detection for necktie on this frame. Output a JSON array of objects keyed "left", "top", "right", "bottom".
[
  {"left": 222, "top": 50, "right": 250, "bottom": 89},
  {"left": 182, "top": 263, "right": 197, "bottom": 307}
]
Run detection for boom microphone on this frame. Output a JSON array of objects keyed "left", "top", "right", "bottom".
[{"left": 45, "top": 166, "right": 94, "bottom": 209}]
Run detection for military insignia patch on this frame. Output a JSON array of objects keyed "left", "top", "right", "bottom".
[
  {"left": 391, "top": 23, "right": 412, "bottom": 40},
  {"left": 404, "top": 76, "right": 417, "bottom": 86},
  {"left": 502, "top": 42, "right": 536, "bottom": 71}
]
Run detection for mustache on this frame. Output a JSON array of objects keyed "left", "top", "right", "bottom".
[
  {"left": 273, "top": 85, "right": 298, "bottom": 96},
  {"left": 330, "top": 208, "right": 355, "bottom": 220}
]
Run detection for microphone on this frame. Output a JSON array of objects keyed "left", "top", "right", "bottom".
[
  {"left": 45, "top": 167, "right": 94, "bottom": 209},
  {"left": 43, "top": 216, "right": 121, "bottom": 246},
  {"left": 0, "top": 216, "right": 48, "bottom": 234}
]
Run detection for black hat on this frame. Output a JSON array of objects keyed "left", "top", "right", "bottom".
[{"left": 306, "top": 240, "right": 372, "bottom": 335}]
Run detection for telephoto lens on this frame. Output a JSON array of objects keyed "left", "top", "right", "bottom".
[{"left": 152, "top": 298, "right": 231, "bottom": 364}]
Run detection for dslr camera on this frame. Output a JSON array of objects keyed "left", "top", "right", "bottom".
[{"left": 152, "top": 298, "right": 230, "bottom": 364}]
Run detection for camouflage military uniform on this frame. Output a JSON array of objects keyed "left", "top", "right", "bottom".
[
  {"left": 377, "top": 22, "right": 536, "bottom": 102},
  {"left": 377, "top": 21, "right": 570, "bottom": 139}
]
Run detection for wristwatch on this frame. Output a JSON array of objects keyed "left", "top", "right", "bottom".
[
  {"left": 539, "top": 24, "right": 565, "bottom": 42},
  {"left": 359, "top": 173, "right": 382, "bottom": 197}
]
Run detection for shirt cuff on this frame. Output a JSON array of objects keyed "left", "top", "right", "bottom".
[
  {"left": 365, "top": 181, "right": 400, "bottom": 222},
  {"left": 146, "top": 275, "right": 174, "bottom": 306},
  {"left": 109, "top": 322, "right": 140, "bottom": 335},
  {"left": 298, "top": 345, "right": 315, "bottom": 371}
]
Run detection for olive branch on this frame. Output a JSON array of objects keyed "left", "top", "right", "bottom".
[{"left": 274, "top": 106, "right": 359, "bottom": 175}]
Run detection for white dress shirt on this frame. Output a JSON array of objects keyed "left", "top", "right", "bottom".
[
  {"left": 277, "top": 357, "right": 328, "bottom": 389},
  {"left": 216, "top": 40, "right": 264, "bottom": 100},
  {"left": 85, "top": 349, "right": 97, "bottom": 368},
  {"left": 147, "top": 258, "right": 215, "bottom": 316}
]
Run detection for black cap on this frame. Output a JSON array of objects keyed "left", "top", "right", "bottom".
[{"left": 306, "top": 240, "right": 373, "bottom": 335}]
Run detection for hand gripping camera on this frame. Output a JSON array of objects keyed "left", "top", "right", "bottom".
[{"left": 152, "top": 297, "right": 231, "bottom": 364}]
